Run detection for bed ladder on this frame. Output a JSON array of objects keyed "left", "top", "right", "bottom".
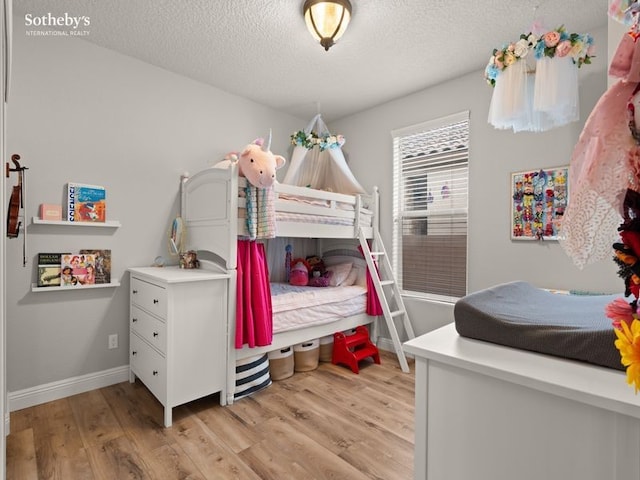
[{"left": 358, "top": 229, "right": 415, "bottom": 373}]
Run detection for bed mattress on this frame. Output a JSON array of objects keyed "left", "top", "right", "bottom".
[
  {"left": 454, "top": 281, "right": 625, "bottom": 371},
  {"left": 270, "top": 283, "right": 367, "bottom": 334}
]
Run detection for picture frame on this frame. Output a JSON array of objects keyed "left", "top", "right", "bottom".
[{"left": 511, "top": 166, "right": 568, "bottom": 241}]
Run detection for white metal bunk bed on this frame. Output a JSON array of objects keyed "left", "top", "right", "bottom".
[{"left": 180, "top": 162, "right": 380, "bottom": 405}]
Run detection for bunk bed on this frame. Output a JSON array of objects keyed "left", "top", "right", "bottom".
[
  {"left": 180, "top": 162, "right": 381, "bottom": 405},
  {"left": 181, "top": 162, "right": 377, "bottom": 269}
]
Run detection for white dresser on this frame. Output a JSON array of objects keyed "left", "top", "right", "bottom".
[
  {"left": 128, "top": 266, "right": 230, "bottom": 427},
  {"left": 404, "top": 324, "right": 640, "bottom": 480}
]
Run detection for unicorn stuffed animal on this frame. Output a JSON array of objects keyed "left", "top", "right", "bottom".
[{"left": 216, "top": 130, "right": 286, "bottom": 188}]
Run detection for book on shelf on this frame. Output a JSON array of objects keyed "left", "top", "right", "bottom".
[
  {"left": 39, "top": 204, "right": 62, "bottom": 221},
  {"left": 66, "top": 183, "right": 106, "bottom": 223},
  {"left": 60, "top": 253, "right": 96, "bottom": 287},
  {"left": 37, "top": 266, "right": 61, "bottom": 287},
  {"left": 36, "top": 252, "right": 68, "bottom": 287},
  {"left": 38, "top": 252, "right": 64, "bottom": 266},
  {"left": 79, "top": 249, "right": 111, "bottom": 284}
]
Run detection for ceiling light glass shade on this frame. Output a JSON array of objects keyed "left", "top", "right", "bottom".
[{"left": 303, "top": 0, "right": 352, "bottom": 51}]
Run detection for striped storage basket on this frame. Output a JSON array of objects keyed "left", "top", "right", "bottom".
[{"left": 234, "top": 353, "right": 271, "bottom": 401}]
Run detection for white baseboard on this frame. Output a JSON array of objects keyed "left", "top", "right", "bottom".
[
  {"left": 8, "top": 365, "right": 130, "bottom": 412},
  {"left": 377, "top": 337, "right": 414, "bottom": 359},
  {"left": 6, "top": 342, "right": 409, "bottom": 412}
]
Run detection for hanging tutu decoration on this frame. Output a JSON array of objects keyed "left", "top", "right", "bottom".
[
  {"left": 558, "top": 29, "right": 640, "bottom": 268},
  {"left": 485, "top": 26, "right": 595, "bottom": 133}
]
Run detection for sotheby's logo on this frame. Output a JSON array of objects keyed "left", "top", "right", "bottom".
[{"left": 24, "top": 13, "right": 91, "bottom": 37}]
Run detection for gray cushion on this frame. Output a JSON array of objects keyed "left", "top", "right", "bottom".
[{"left": 454, "top": 281, "right": 624, "bottom": 371}]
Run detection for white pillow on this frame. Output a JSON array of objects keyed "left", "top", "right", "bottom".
[
  {"left": 326, "top": 262, "right": 353, "bottom": 287},
  {"left": 340, "top": 267, "right": 358, "bottom": 287},
  {"left": 352, "top": 265, "right": 367, "bottom": 286}
]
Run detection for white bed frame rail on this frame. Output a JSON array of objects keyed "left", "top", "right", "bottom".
[
  {"left": 180, "top": 166, "right": 239, "bottom": 269},
  {"left": 180, "top": 165, "right": 379, "bottom": 270}
]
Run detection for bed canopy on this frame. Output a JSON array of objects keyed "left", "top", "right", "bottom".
[{"left": 283, "top": 114, "right": 365, "bottom": 195}]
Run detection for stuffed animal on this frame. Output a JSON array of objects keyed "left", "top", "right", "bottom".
[
  {"left": 289, "top": 257, "right": 310, "bottom": 286},
  {"left": 214, "top": 130, "right": 286, "bottom": 188},
  {"left": 308, "top": 270, "right": 332, "bottom": 287},
  {"left": 305, "top": 255, "right": 333, "bottom": 287},
  {"left": 306, "top": 255, "right": 326, "bottom": 277}
]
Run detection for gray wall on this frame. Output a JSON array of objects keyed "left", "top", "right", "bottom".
[
  {"left": 7, "top": 19, "right": 616, "bottom": 394},
  {"left": 6, "top": 24, "right": 301, "bottom": 393},
  {"left": 334, "top": 24, "right": 616, "bottom": 336}
]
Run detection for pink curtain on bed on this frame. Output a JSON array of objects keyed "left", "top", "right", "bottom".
[
  {"left": 358, "top": 245, "right": 383, "bottom": 316},
  {"left": 236, "top": 240, "right": 273, "bottom": 349}
]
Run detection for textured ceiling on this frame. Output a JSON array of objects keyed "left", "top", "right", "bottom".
[{"left": 15, "top": 0, "right": 608, "bottom": 122}]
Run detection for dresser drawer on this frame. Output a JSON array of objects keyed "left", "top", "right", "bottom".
[
  {"left": 131, "top": 277, "right": 167, "bottom": 319},
  {"left": 130, "top": 304, "right": 167, "bottom": 355},
  {"left": 130, "top": 332, "right": 166, "bottom": 404}
]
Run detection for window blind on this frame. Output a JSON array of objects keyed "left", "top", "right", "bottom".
[{"left": 392, "top": 112, "right": 469, "bottom": 302}]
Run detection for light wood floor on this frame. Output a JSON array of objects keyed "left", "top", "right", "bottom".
[{"left": 6, "top": 350, "right": 415, "bottom": 479}]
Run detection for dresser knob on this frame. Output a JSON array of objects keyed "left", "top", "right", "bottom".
[
  {"left": 153, "top": 299, "right": 159, "bottom": 304},
  {"left": 153, "top": 332, "right": 158, "bottom": 337},
  {"left": 132, "top": 289, "right": 138, "bottom": 294},
  {"left": 132, "top": 351, "right": 137, "bottom": 356},
  {"left": 153, "top": 370, "right": 158, "bottom": 376},
  {"left": 132, "top": 318, "right": 137, "bottom": 323}
]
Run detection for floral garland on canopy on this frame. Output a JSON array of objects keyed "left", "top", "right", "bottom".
[
  {"left": 484, "top": 26, "right": 595, "bottom": 87},
  {"left": 290, "top": 130, "right": 345, "bottom": 152}
]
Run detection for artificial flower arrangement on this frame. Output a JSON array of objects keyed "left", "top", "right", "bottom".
[
  {"left": 484, "top": 26, "right": 595, "bottom": 87},
  {"left": 290, "top": 130, "right": 345, "bottom": 151},
  {"left": 607, "top": 188, "right": 640, "bottom": 392},
  {"left": 484, "top": 33, "right": 537, "bottom": 87}
]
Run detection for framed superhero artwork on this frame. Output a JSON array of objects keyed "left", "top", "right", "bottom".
[{"left": 511, "top": 166, "right": 569, "bottom": 241}]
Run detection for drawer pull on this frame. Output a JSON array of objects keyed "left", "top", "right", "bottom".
[
  {"left": 132, "top": 289, "right": 138, "bottom": 294},
  {"left": 153, "top": 370, "right": 158, "bottom": 376},
  {"left": 132, "top": 318, "right": 138, "bottom": 323},
  {"left": 153, "top": 332, "right": 158, "bottom": 337},
  {"left": 153, "top": 299, "right": 159, "bottom": 304},
  {"left": 132, "top": 350, "right": 137, "bottom": 356}
]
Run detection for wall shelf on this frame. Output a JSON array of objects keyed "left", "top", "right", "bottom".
[
  {"left": 31, "top": 281, "right": 120, "bottom": 292},
  {"left": 32, "top": 218, "right": 121, "bottom": 228}
]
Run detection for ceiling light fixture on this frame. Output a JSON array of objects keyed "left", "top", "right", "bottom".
[{"left": 303, "top": 0, "right": 352, "bottom": 52}]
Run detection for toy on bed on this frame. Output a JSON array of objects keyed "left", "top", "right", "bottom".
[
  {"left": 214, "top": 131, "right": 287, "bottom": 240},
  {"left": 306, "top": 255, "right": 332, "bottom": 287},
  {"left": 214, "top": 130, "right": 286, "bottom": 188},
  {"left": 289, "top": 258, "right": 311, "bottom": 286}
]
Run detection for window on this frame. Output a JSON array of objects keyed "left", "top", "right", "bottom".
[{"left": 392, "top": 111, "right": 469, "bottom": 302}]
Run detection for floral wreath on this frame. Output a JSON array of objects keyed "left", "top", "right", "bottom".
[
  {"left": 290, "top": 130, "right": 345, "bottom": 151},
  {"left": 484, "top": 26, "right": 595, "bottom": 87}
]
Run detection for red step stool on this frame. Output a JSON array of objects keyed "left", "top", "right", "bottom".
[{"left": 332, "top": 325, "right": 380, "bottom": 374}]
